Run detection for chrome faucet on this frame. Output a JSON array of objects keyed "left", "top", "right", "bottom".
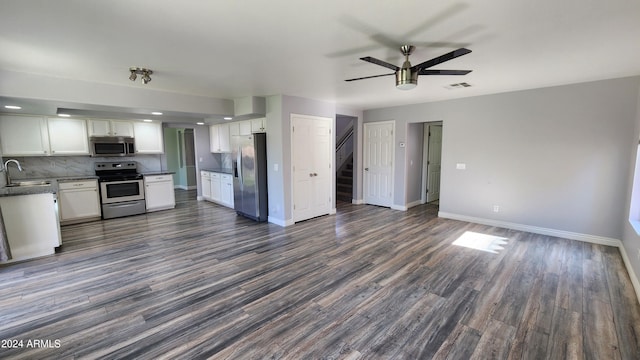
[{"left": 3, "top": 159, "right": 23, "bottom": 185}]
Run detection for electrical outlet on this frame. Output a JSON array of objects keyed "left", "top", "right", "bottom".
[{"left": 493, "top": 205, "right": 500, "bottom": 213}]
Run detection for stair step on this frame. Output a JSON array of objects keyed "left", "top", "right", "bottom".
[
  {"left": 337, "top": 177, "right": 352, "bottom": 185},
  {"left": 341, "top": 169, "right": 353, "bottom": 177},
  {"left": 336, "top": 191, "right": 352, "bottom": 202},
  {"left": 337, "top": 184, "right": 352, "bottom": 192}
]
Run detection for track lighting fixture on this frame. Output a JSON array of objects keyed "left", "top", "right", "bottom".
[{"left": 129, "top": 67, "right": 153, "bottom": 84}]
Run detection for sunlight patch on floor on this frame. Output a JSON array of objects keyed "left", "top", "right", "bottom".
[{"left": 452, "top": 231, "right": 508, "bottom": 254}]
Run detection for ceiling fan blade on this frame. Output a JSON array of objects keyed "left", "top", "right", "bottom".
[
  {"left": 345, "top": 73, "right": 395, "bottom": 82},
  {"left": 419, "top": 69, "right": 472, "bottom": 75},
  {"left": 411, "top": 48, "right": 472, "bottom": 71},
  {"left": 360, "top": 57, "right": 400, "bottom": 71}
]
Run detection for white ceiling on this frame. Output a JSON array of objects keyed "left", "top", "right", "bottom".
[{"left": 1, "top": 0, "right": 640, "bottom": 114}]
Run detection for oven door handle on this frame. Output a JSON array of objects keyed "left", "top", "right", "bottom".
[{"left": 108, "top": 202, "right": 142, "bottom": 208}]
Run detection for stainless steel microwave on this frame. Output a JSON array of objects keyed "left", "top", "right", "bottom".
[{"left": 90, "top": 136, "right": 135, "bottom": 157}]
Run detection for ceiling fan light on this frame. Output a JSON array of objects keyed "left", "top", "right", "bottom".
[
  {"left": 395, "top": 69, "right": 418, "bottom": 90},
  {"left": 129, "top": 70, "right": 137, "bottom": 82}
]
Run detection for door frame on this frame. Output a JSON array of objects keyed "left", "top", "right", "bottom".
[
  {"left": 363, "top": 120, "right": 395, "bottom": 207},
  {"left": 421, "top": 121, "right": 443, "bottom": 204}
]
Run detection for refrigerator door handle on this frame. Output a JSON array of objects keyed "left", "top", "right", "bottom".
[{"left": 237, "top": 145, "right": 243, "bottom": 186}]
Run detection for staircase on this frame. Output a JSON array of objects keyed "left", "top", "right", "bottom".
[{"left": 336, "top": 155, "right": 353, "bottom": 202}]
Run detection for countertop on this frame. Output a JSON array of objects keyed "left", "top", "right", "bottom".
[
  {"left": 0, "top": 175, "right": 98, "bottom": 197},
  {"left": 201, "top": 168, "right": 233, "bottom": 174},
  {"left": 142, "top": 171, "right": 176, "bottom": 176}
]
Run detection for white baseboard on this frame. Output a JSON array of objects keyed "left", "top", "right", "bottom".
[
  {"left": 438, "top": 212, "right": 621, "bottom": 247},
  {"left": 439, "top": 211, "right": 640, "bottom": 304},
  {"left": 196, "top": 196, "right": 203, "bottom": 201},
  {"left": 268, "top": 217, "right": 294, "bottom": 227},
  {"left": 618, "top": 244, "right": 640, "bottom": 305},
  {"left": 330, "top": 208, "right": 337, "bottom": 215},
  {"left": 352, "top": 199, "right": 365, "bottom": 205},
  {"left": 391, "top": 204, "right": 407, "bottom": 211}
]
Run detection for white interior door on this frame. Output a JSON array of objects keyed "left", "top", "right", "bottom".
[
  {"left": 292, "top": 114, "right": 332, "bottom": 222},
  {"left": 426, "top": 125, "right": 442, "bottom": 202},
  {"left": 364, "top": 121, "right": 394, "bottom": 207}
]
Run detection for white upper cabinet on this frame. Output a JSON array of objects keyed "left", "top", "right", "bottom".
[
  {"left": 239, "top": 120, "right": 252, "bottom": 136},
  {"left": 0, "top": 115, "right": 50, "bottom": 156},
  {"left": 0, "top": 116, "right": 89, "bottom": 156},
  {"left": 251, "top": 118, "right": 266, "bottom": 133},
  {"left": 88, "top": 119, "right": 134, "bottom": 137},
  {"left": 133, "top": 121, "right": 164, "bottom": 154},
  {"left": 47, "top": 117, "right": 89, "bottom": 155},
  {"left": 210, "top": 123, "right": 231, "bottom": 153}
]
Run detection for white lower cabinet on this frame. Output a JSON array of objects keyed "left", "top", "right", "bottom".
[
  {"left": 144, "top": 174, "right": 176, "bottom": 212},
  {"left": 201, "top": 171, "right": 212, "bottom": 200},
  {"left": 0, "top": 193, "right": 60, "bottom": 262},
  {"left": 201, "top": 171, "right": 234, "bottom": 209},
  {"left": 220, "top": 174, "right": 234, "bottom": 208},
  {"left": 211, "top": 173, "right": 221, "bottom": 202},
  {"left": 58, "top": 179, "right": 101, "bottom": 225}
]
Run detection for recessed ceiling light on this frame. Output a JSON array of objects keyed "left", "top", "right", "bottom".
[
  {"left": 58, "top": 114, "right": 71, "bottom": 117},
  {"left": 4, "top": 105, "right": 21, "bottom": 110},
  {"left": 223, "top": 117, "right": 233, "bottom": 120},
  {"left": 151, "top": 112, "right": 163, "bottom": 116},
  {"left": 143, "top": 119, "right": 153, "bottom": 122},
  {"left": 196, "top": 122, "right": 205, "bottom": 125}
]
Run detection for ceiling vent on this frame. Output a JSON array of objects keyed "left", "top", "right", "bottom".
[{"left": 445, "top": 82, "right": 472, "bottom": 90}]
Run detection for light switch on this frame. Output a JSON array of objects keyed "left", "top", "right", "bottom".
[{"left": 456, "top": 163, "right": 466, "bottom": 170}]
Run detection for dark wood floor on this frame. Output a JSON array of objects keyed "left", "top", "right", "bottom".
[{"left": 1, "top": 190, "right": 640, "bottom": 359}]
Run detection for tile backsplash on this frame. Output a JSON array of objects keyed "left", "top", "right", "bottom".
[{"left": 4, "top": 155, "right": 163, "bottom": 180}]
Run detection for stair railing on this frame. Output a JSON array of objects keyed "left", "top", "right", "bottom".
[{"left": 336, "top": 127, "right": 354, "bottom": 173}]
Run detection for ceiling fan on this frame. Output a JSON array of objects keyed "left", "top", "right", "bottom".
[{"left": 345, "top": 45, "right": 472, "bottom": 90}]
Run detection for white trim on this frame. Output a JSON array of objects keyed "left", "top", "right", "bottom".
[
  {"left": 391, "top": 204, "right": 407, "bottom": 211},
  {"left": 438, "top": 212, "right": 621, "bottom": 246},
  {"left": 268, "top": 216, "right": 294, "bottom": 227},
  {"left": 196, "top": 195, "right": 204, "bottom": 201},
  {"left": 618, "top": 245, "right": 640, "bottom": 305},
  {"left": 352, "top": 199, "right": 365, "bottom": 205},
  {"left": 330, "top": 207, "right": 337, "bottom": 215}
]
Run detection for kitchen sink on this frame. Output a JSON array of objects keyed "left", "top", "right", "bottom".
[{"left": 4, "top": 180, "right": 52, "bottom": 187}]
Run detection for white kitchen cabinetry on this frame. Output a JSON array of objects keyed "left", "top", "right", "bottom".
[
  {"left": 201, "top": 171, "right": 234, "bottom": 209},
  {"left": 211, "top": 172, "right": 222, "bottom": 201},
  {"left": 201, "top": 171, "right": 212, "bottom": 200},
  {"left": 251, "top": 118, "right": 266, "bottom": 133},
  {"left": 0, "top": 193, "right": 60, "bottom": 262},
  {"left": 144, "top": 174, "right": 176, "bottom": 212},
  {"left": 58, "top": 179, "right": 101, "bottom": 225},
  {"left": 210, "top": 123, "right": 231, "bottom": 153},
  {"left": 133, "top": 121, "right": 164, "bottom": 154},
  {"left": 239, "top": 120, "right": 252, "bottom": 136},
  {"left": 47, "top": 117, "right": 90, "bottom": 155},
  {"left": 88, "top": 119, "right": 134, "bottom": 137},
  {"left": 0, "top": 115, "right": 88, "bottom": 156},
  {"left": 220, "top": 174, "right": 234, "bottom": 208},
  {"left": 0, "top": 115, "right": 50, "bottom": 155}
]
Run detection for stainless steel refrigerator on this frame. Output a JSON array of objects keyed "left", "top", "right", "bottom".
[{"left": 233, "top": 132, "right": 268, "bottom": 221}]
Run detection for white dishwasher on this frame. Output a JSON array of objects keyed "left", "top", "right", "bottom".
[{"left": 144, "top": 174, "right": 176, "bottom": 212}]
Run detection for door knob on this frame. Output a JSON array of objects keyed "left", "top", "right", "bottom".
[
  {"left": 365, "top": 167, "right": 369, "bottom": 171},
  {"left": 309, "top": 173, "right": 314, "bottom": 177},
  {"left": 313, "top": 173, "right": 318, "bottom": 177}
]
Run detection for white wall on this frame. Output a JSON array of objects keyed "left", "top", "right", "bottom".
[
  {"left": 622, "top": 80, "right": 640, "bottom": 292},
  {"left": 364, "top": 76, "right": 640, "bottom": 240}
]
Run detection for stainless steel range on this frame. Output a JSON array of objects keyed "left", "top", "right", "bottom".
[{"left": 95, "top": 161, "right": 146, "bottom": 219}]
